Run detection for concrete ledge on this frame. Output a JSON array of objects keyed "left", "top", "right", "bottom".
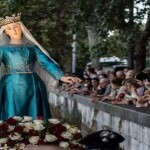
[{"left": 54, "top": 89, "right": 150, "bottom": 128}]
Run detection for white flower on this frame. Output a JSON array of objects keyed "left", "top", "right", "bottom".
[
  {"left": 61, "top": 131, "right": 72, "bottom": 139},
  {"left": 0, "top": 121, "right": 3, "bottom": 125},
  {"left": 22, "top": 116, "right": 32, "bottom": 122},
  {"left": 33, "top": 124, "right": 45, "bottom": 131},
  {"left": 48, "top": 118, "right": 60, "bottom": 124},
  {"left": 33, "top": 119, "right": 44, "bottom": 125},
  {"left": 59, "top": 141, "right": 69, "bottom": 148},
  {"left": 0, "top": 138, "right": 7, "bottom": 144},
  {"left": 13, "top": 116, "right": 22, "bottom": 121},
  {"left": 9, "top": 132, "right": 21, "bottom": 140},
  {"left": 63, "top": 123, "right": 71, "bottom": 129},
  {"left": 15, "top": 143, "right": 26, "bottom": 149},
  {"left": 29, "top": 136, "right": 39, "bottom": 145},
  {"left": 71, "top": 140, "right": 78, "bottom": 145},
  {"left": 45, "top": 134, "right": 57, "bottom": 142},
  {"left": 24, "top": 122, "right": 34, "bottom": 128},
  {"left": 8, "top": 125, "right": 15, "bottom": 132},
  {"left": 18, "top": 122, "right": 25, "bottom": 126},
  {"left": 23, "top": 127, "right": 30, "bottom": 133},
  {"left": 68, "top": 127, "right": 78, "bottom": 134}
]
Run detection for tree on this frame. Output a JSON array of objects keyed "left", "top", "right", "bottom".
[{"left": 71, "top": 0, "right": 150, "bottom": 73}]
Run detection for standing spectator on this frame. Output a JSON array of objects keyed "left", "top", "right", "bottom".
[
  {"left": 136, "top": 72, "right": 150, "bottom": 96},
  {"left": 87, "top": 67, "right": 97, "bottom": 78},
  {"left": 90, "top": 78, "right": 99, "bottom": 97},
  {"left": 125, "top": 70, "right": 135, "bottom": 79},
  {"left": 91, "top": 78, "right": 110, "bottom": 103},
  {"left": 116, "top": 70, "right": 125, "bottom": 81},
  {"left": 103, "top": 77, "right": 122, "bottom": 101}
]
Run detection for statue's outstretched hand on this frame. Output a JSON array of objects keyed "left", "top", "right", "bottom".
[{"left": 60, "top": 76, "right": 81, "bottom": 84}]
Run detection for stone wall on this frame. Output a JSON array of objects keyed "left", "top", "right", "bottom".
[{"left": 48, "top": 90, "right": 150, "bottom": 150}]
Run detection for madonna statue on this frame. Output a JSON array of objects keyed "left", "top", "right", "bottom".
[{"left": 0, "top": 14, "right": 80, "bottom": 121}]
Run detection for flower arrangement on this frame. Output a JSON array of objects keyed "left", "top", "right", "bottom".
[{"left": 0, "top": 116, "right": 85, "bottom": 149}]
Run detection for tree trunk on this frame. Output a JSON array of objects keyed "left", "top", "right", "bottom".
[
  {"left": 128, "top": 40, "right": 135, "bottom": 69},
  {"left": 86, "top": 25, "right": 101, "bottom": 70},
  {"left": 134, "top": 39, "right": 146, "bottom": 73},
  {"left": 127, "top": 0, "right": 134, "bottom": 69},
  {"left": 134, "top": 11, "right": 150, "bottom": 73}
]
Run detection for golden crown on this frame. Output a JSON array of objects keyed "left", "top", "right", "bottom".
[{"left": 0, "top": 13, "right": 21, "bottom": 27}]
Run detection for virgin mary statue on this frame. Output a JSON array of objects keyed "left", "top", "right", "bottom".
[{"left": 0, "top": 14, "right": 79, "bottom": 121}]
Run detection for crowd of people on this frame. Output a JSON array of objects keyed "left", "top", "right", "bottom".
[{"left": 59, "top": 66, "right": 150, "bottom": 108}]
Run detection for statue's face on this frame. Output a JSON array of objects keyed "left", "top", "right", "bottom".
[{"left": 4, "top": 22, "right": 22, "bottom": 40}]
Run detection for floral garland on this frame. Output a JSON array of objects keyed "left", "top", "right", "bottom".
[{"left": 0, "top": 116, "right": 85, "bottom": 150}]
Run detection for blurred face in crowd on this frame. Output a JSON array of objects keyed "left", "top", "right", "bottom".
[
  {"left": 108, "top": 72, "right": 116, "bottom": 81},
  {"left": 99, "top": 79, "right": 109, "bottom": 88},
  {"left": 136, "top": 80, "right": 144, "bottom": 87},
  {"left": 116, "top": 71, "right": 125, "bottom": 80},
  {"left": 112, "top": 83, "right": 119, "bottom": 90},
  {"left": 124, "top": 68, "right": 129, "bottom": 74},
  {"left": 125, "top": 80, "right": 138, "bottom": 91},
  {"left": 98, "top": 74, "right": 106, "bottom": 79},
  {"left": 91, "top": 79, "right": 99, "bottom": 87},
  {"left": 126, "top": 70, "right": 135, "bottom": 79}
]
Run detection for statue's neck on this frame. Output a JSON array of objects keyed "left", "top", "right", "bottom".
[{"left": 10, "top": 39, "right": 23, "bottom": 45}]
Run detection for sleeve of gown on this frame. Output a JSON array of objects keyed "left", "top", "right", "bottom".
[
  {"left": 0, "top": 46, "right": 3, "bottom": 65},
  {"left": 34, "top": 45, "right": 64, "bottom": 80}
]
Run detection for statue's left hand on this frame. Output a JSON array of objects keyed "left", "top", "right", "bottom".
[{"left": 60, "top": 76, "right": 81, "bottom": 84}]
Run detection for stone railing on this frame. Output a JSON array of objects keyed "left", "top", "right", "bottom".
[{"left": 48, "top": 89, "right": 150, "bottom": 150}]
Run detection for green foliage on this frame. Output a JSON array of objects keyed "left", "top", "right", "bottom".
[{"left": 71, "top": 0, "right": 150, "bottom": 70}]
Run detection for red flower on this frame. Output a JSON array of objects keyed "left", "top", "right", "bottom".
[
  {"left": 0, "top": 123, "right": 9, "bottom": 131},
  {"left": 28, "top": 129, "right": 38, "bottom": 136},
  {"left": 55, "top": 135, "right": 65, "bottom": 142},
  {"left": 74, "top": 132, "right": 83, "bottom": 140},
  {"left": 6, "top": 117, "right": 17, "bottom": 125},
  {"left": 6, "top": 139, "right": 17, "bottom": 147},
  {"left": 50, "top": 124, "right": 67, "bottom": 134},
  {"left": 37, "top": 116, "right": 44, "bottom": 120},
  {"left": 38, "top": 139, "right": 46, "bottom": 145},
  {"left": 68, "top": 144, "right": 85, "bottom": 150},
  {"left": 14, "top": 126, "right": 24, "bottom": 133},
  {"left": 22, "top": 139, "right": 30, "bottom": 145},
  {"left": 1, "top": 132, "right": 9, "bottom": 138}
]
